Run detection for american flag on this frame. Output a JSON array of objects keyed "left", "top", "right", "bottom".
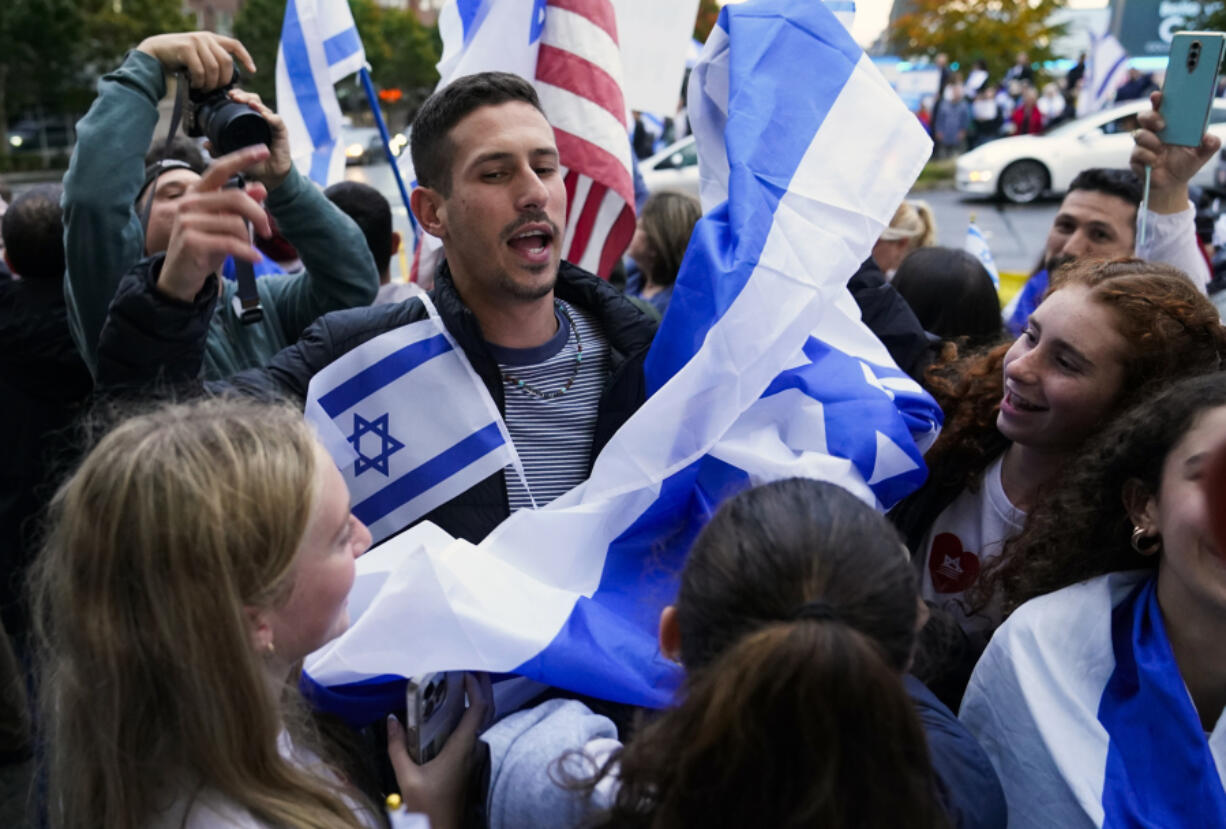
[
  {"left": 405, "top": 0, "right": 636, "bottom": 280},
  {"left": 535, "top": 0, "right": 636, "bottom": 277}
]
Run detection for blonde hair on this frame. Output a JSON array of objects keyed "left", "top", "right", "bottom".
[
  {"left": 31, "top": 397, "right": 369, "bottom": 829},
  {"left": 878, "top": 200, "right": 937, "bottom": 248}
]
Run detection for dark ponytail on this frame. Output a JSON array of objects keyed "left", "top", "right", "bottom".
[
  {"left": 597, "top": 620, "right": 943, "bottom": 828},
  {"left": 574, "top": 479, "right": 946, "bottom": 829}
]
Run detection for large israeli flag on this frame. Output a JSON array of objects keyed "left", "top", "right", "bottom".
[
  {"left": 303, "top": 0, "right": 939, "bottom": 724},
  {"left": 961, "top": 571, "right": 1226, "bottom": 828},
  {"left": 304, "top": 300, "right": 523, "bottom": 545},
  {"left": 276, "top": 0, "right": 366, "bottom": 186}
]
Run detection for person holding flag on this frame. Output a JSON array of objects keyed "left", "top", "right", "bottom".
[
  {"left": 97, "top": 0, "right": 942, "bottom": 728},
  {"left": 97, "top": 70, "right": 658, "bottom": 547},
  {"left": 61, "top": 30, "right": 378, "bottom": 380}
]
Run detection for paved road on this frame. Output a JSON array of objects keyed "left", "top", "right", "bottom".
[{"left": 915, "top": 187, "right": 1059, "bottom": 275}]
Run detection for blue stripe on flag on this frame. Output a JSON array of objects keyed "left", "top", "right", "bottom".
[
  {"left": 1097, "top": 578, "right": 1226, "bottom": 828},
  {"left": 323, "top": 26, "right": 363, "bottom": 67},
  {"left": 281, "top": 0, "right": 336, "bottom": 181},
  {"left": 457, "top": 0, "right": 491, "bottom": 46},
  {"left": 644, "top": 1, "right": 862, "bottom": 392},
  {"left": 317, "top": 333, "right": 452, "bottom": 417},
  {"left": 352, "top": 422, "right": 505, "bottom": 527},
  {"left": 512, "top": 457, "right": 749, "bottom": 706},
  {"left": 1097, "top": 53, "right": 1129, "bottom": 100}
]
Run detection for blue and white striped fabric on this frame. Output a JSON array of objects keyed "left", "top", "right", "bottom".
[
  {"left": 304, "top": 299, "right": 522, "bottom": 545},
  {"left": 962, "top": 571, "right": 1226, "bottom": 828},
  {"left": 276, "top": 0, "right": 366, "bottom": 186},
  {"left": 966, "top": 219, "right": 1000, "bottom": 288},
  {"left": 302, "top": 0, "right": 939, "bottom": 725}
]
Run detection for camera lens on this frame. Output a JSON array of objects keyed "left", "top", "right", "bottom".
[{"left": 202, "top": 99, "right": 272, "bottom": 156}]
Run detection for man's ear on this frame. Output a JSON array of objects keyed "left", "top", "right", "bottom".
[
  {"left": 410, "top": 187, "right": 446, "bottom": 240},
  {"left": 1122, "top": 478, "right": 1157, "bottom": 531},
  {"left": 390, "top": 231, "right": 401, "bottom": 256},
  {"left": 658, "top": 605, "right": 682, "bottom": 665}
]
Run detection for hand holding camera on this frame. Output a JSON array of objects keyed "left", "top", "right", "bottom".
[
  {"left": 136, "top": 32, "right": 255, "bottom": 94},
  {"left": 156, "top": 145, "right": 272, "bottom": 304},
  {"left": 221, "top": 89, "right": 293, "bottom": 190}
]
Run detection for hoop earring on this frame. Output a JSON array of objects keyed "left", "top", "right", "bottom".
[{"left": 1130, "top": 526, "right": 1162, "bottom": 556}]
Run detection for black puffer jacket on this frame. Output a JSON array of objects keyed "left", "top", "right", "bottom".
[
  {"left": 0, "top": 278, "right": 93, "bottom": 635},
  {"left": 99, "top": 256, "right": 657, "bottom": 543}
]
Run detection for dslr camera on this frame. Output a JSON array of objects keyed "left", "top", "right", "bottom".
[{"left": 185, "top": 67, "right": 271, "bottom": 155}]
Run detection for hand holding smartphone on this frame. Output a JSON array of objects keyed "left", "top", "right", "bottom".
[
  {"left": 1158, "top": 32, "right": 1226, "bottom": 148},
  {"left": 404, "top": 671, "right": 467, "bottom": 765}
]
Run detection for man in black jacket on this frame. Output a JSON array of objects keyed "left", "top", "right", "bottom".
[{"left": 99, "top": 72, "right": 656, "bottom": 544}]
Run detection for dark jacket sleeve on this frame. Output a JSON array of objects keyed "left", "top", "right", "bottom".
[
  {"left": 905, "top": 675, "right": 1008, "bottom": 829},
  {"left": 847, "top": 259, "right": 936, "bottom": 382},
  {"left": 96, "top": 254, "right": 217, "bottom": 390}
]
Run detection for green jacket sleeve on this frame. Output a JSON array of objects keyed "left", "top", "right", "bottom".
[
  {"left": 61, "top": 50, "right": 167, "bottom": 377},
  {"left": 259, "top": 167, "right": 379, "bottom": 341}
]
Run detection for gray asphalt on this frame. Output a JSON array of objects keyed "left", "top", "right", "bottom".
[{"left": 915, "top": 187, "right": 1060, "bottom": 275}]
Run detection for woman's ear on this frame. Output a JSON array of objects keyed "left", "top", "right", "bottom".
[
  {"left": 658, "top": 605, "right": 682, "bottom": 665},
  {"left": 1122, "top": 478, "right": 1158, "bottom": 532},
  {"left": 245, "top": 605, "right": 274, "bottom": 655}
]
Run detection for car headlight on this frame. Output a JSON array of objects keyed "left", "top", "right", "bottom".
[
  {"left": 345, "top": 142, "right": 365, "bottom": 159},
  {"left": 965, "top": 169, "right": 995, "bottom": 183},
  {"left": 9, "top": 135, "right": 22, "bottom": 148}
]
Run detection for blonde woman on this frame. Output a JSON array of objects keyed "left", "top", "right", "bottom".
[
  {"left": 870, "top": 200, "right": 937, "bottom": 278},
  {"left": 31, "top": 398, "right": 488, "bottom": 829}
]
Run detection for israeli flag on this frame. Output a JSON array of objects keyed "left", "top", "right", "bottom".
[
  {"left": 303, "top": 0, "right": 939, "bottom": 725},
  {"left": 276, "top": 0, "right": 366, "bottom": 186},
  {"left": 304, "top": 298, "right": 522, "bottom": 545},
  {"left": 966, "top": 218, "right": 1000, "bottom": 289},
  {"left": 962, "top": 572, "right": 1226, "bottom": 828}
]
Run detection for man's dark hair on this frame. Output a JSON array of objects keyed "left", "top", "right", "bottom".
[
  {"left": 1068, "top": 168, "right": 1142, "bottom": 207},
  {"left": 325, "top": 181, "right": 393, "bottom": 277},
  {"left": 2, "top": 184, "right": 65, "bottom": 280},
  {"left": 145, "top": 136, "right": 207, "bottom": 173},
  {"left": 409, "top": 72, "right": 544, "bottom": 195}
]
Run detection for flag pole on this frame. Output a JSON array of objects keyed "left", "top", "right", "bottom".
[{"left": 358, "top": 66, "right": 419, "bottom": 256}]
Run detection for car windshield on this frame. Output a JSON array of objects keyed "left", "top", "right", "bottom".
[{"left": 1043, "top": 114, "right": 1111, "bottom": 138}]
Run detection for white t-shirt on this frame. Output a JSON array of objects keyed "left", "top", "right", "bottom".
[{"left": 918, "top": 454, "right": 1025, "bottom": 640}]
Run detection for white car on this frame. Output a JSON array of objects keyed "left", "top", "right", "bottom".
[
  {"left": 640, "top": 135, "right": 700, "bottom": 198},
  {"left": 956, "top": 99, "right": 1226, "bottom": 204}
]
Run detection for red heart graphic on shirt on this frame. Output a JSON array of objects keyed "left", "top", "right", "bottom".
[{"left": 928, "top": 533, "right": 981, "bottom": 594}]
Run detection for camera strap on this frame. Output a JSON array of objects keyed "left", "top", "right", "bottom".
[
  {"left": 230, "top": 247, "right": 264, "bottom": 325},
  {"left": 138, "top": 71, "right": 191, "bottom": 234}
]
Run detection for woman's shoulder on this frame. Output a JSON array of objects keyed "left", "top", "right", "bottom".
[
  {"left": 147, "top": 789, "right": 274, "bottom": 829},
  {"left": 485, "top": 698, "right": 621, "bottom": 829}
]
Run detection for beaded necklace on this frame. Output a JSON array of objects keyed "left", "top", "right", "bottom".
[{"left": 501, "top": 301, "right": 584, "bottom": 400}]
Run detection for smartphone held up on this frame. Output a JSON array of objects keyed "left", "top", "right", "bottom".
[{"left": 1159, "top": 32, "right": 1226, "bottom": 148}]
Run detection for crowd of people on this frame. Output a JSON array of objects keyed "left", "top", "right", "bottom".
[
  {"left": 921, "top": 50, "right": 1167, "bottom": 158},
  {"left": 1, "top": 26, "right": 1225, "bottom": 829}
]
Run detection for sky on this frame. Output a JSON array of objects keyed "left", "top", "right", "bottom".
[{"left": 716, "top": 0, "right": 1111, "bottom": 48}]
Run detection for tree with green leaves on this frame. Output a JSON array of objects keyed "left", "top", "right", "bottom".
[
  {"left": 889, "top": 0, "right": 1069, "bottom": 84},
  {"left": 235, "top": 0, "right": 440, "bottom": 125},
  {"left": 0, "top": 0, "right": 84, "bottom": 159}
]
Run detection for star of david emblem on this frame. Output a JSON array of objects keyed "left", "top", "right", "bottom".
[{"left": 347, "top": 412, "right": 404, "bottom": 477}]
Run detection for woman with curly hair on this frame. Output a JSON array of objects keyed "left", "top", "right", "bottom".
[
  {"left": 960, "top": 372, "right": 1226, "bottom": 828},
  {"left": 891, "top": 258, "right": 1226, "bottom": 654}
]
